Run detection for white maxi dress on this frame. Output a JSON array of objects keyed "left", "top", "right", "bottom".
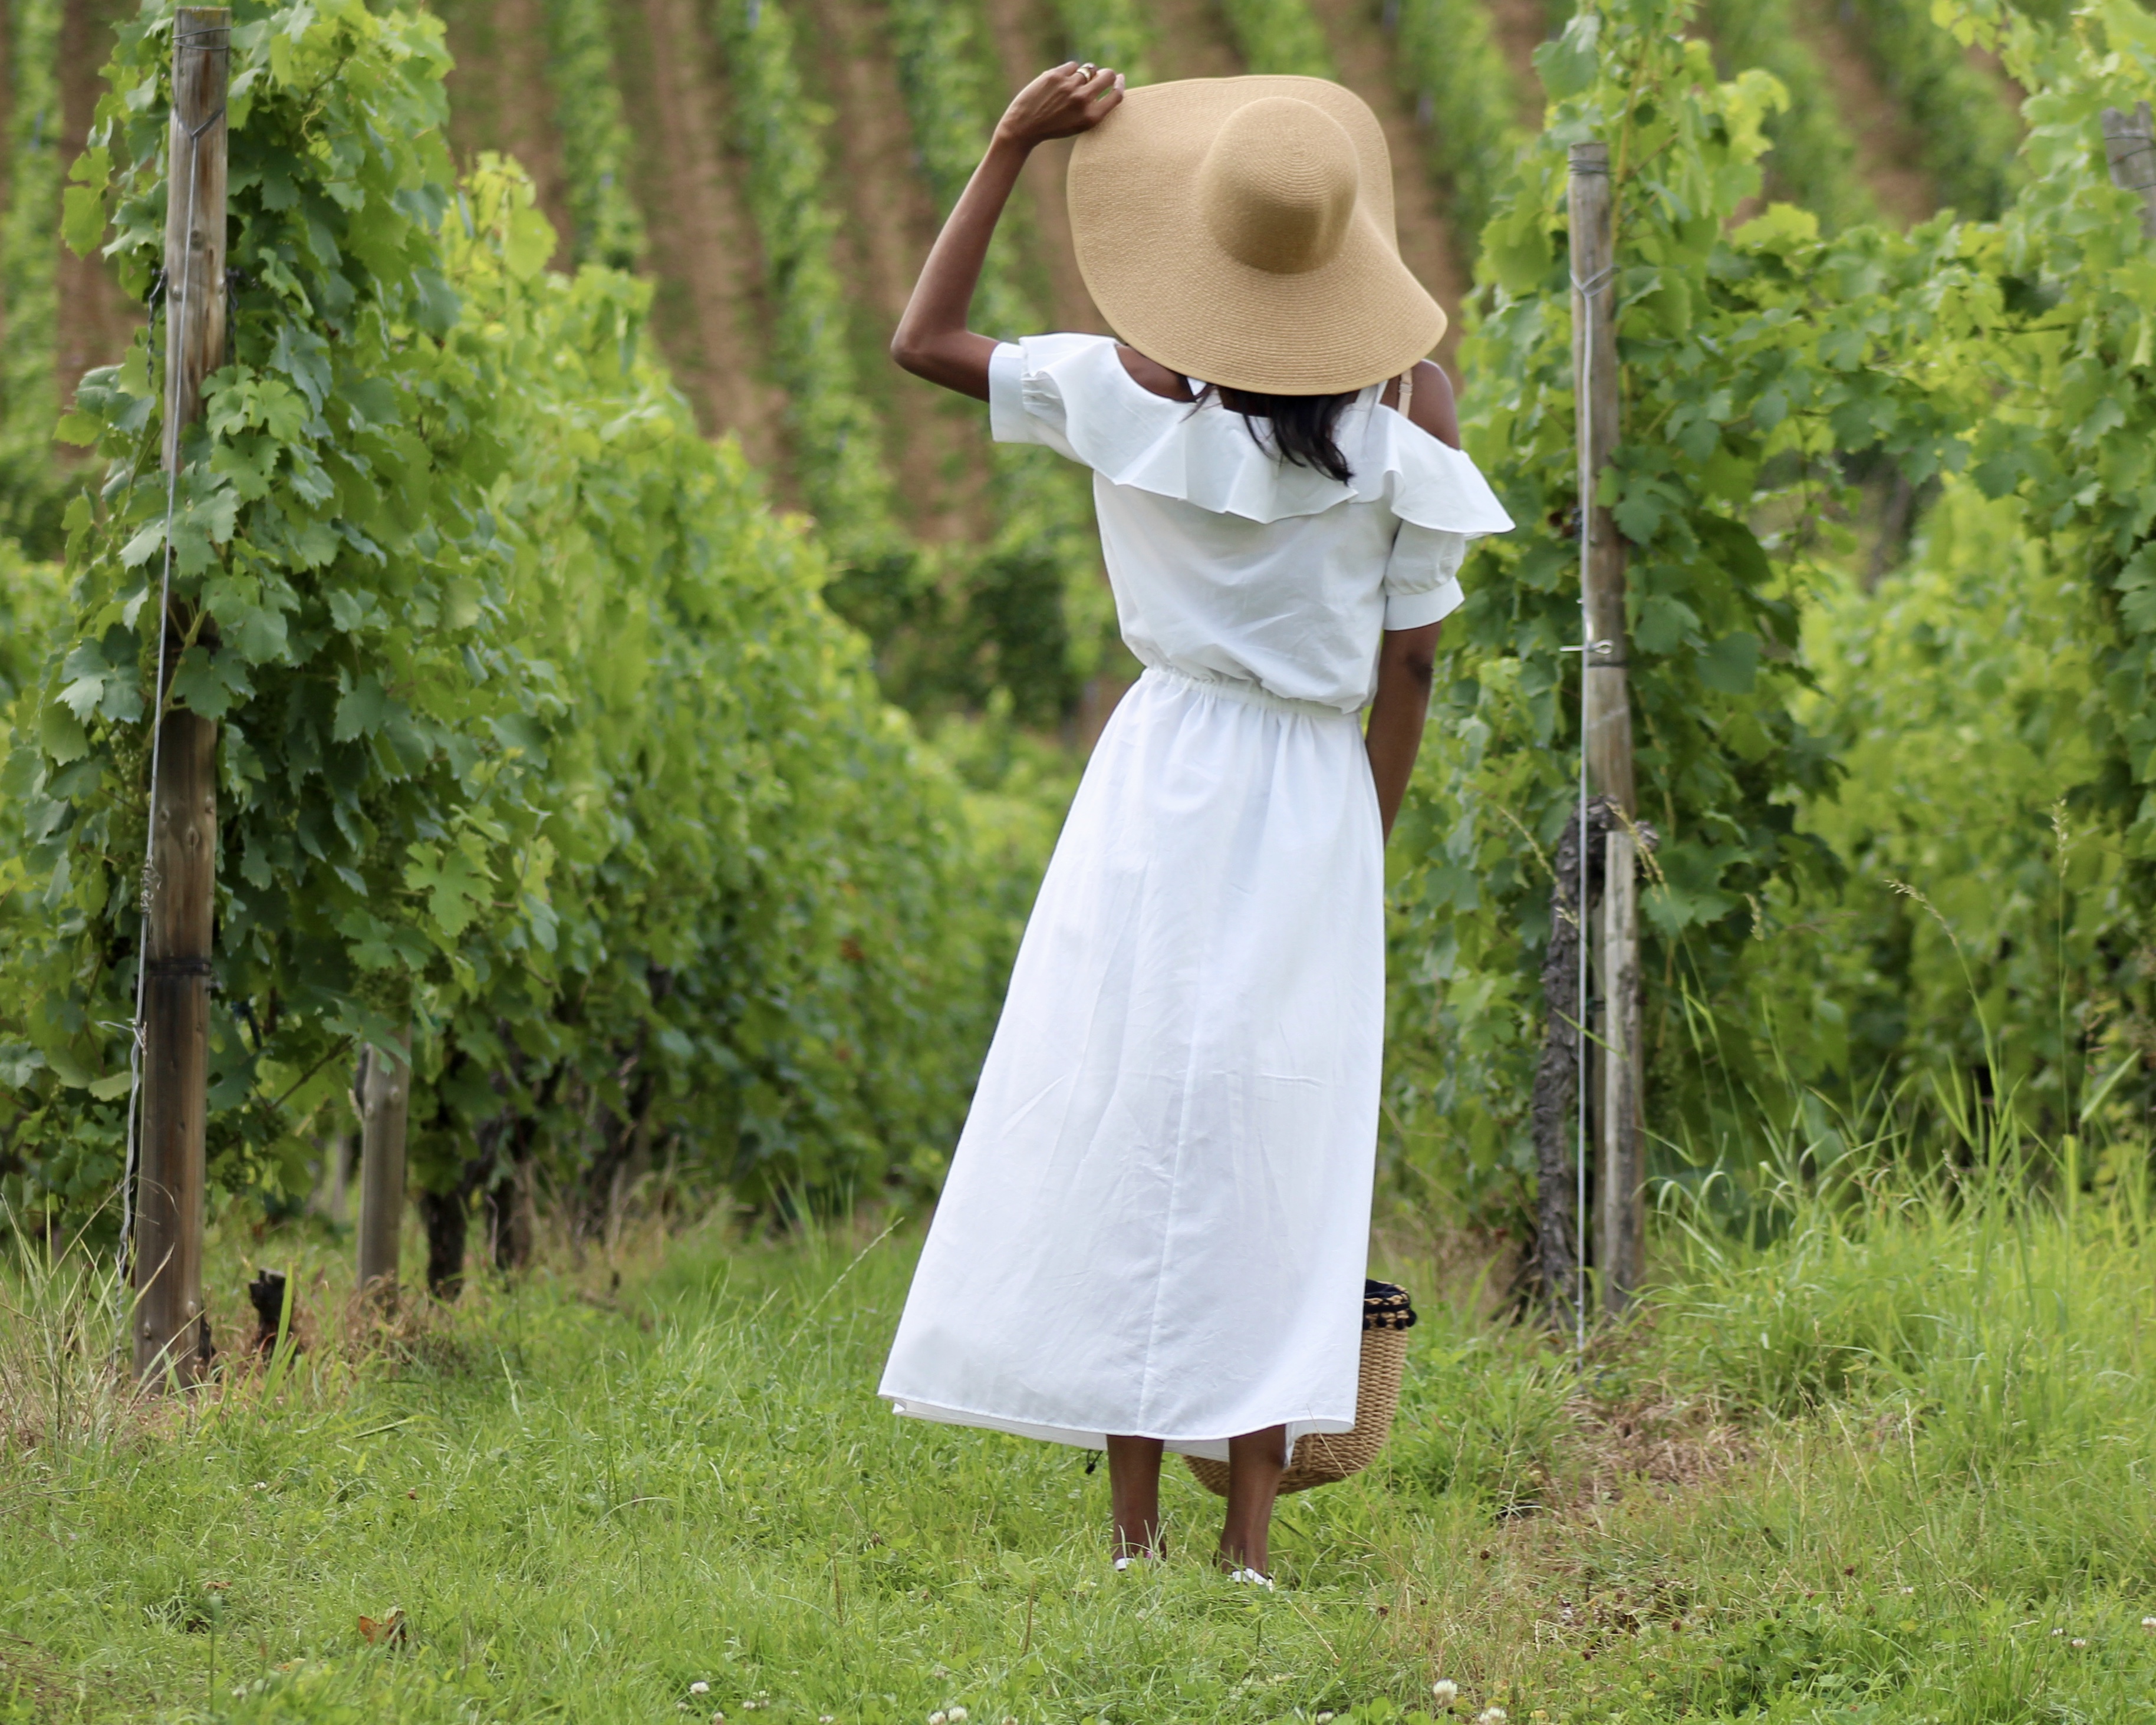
[{"left": 880, "top": 334, "right": 1513, "bottom": 1461}]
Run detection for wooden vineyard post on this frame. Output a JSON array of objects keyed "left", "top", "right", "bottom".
[
  {"left": 133, "top": 7, "right": 228, "bottom": 1382},
  {"left": 2102, "top": 101, "right": 2156, "bottom": 240},
  {"left": 1599, "top": 821, "right": 1643, "bottom": 1308},
  {"left": 355, "top": 1031, "right": 412, "bottom": 1303},
  {"left": 1568, "top": 141, "right": 1645, "bottom": 1312}
]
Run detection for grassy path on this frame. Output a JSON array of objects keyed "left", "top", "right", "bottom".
[{"left": 5, "top": 1193, "right": 2156, "bottom": 1721}]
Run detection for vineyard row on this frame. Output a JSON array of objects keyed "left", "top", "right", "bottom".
[{"left": 0, "top": 0, "right": 2030, "bottom": 724}]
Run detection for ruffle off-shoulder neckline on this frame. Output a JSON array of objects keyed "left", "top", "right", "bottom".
[{"left": 1005, "top": 333, "right": 1516, "bottom": 535}]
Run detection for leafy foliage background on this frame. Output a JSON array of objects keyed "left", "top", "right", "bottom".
[
  {"left": 0, "top": 0, "right": 1019, "bottom": 1229},
  {"left": 2, "top": 0, "right": 2154, "bottom": 1243},
  {"left": 1380, "top": 0, "right": 2156, "bottom": 1218}
]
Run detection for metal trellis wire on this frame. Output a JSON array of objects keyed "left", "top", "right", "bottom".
[{"left": 1563, "top": 253, "right": 1617, "bottom": 1364}]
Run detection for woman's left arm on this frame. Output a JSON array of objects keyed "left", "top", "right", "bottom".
[{"left": 1366, "top": 621, "right": 1442, "bottom": 841}]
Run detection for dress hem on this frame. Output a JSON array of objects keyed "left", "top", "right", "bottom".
[{"left": 882, "top": 1392, "right": 1355, "bottom": 1462}]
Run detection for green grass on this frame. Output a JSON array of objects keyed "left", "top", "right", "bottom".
[{"left": 4, "top": 1169, "right": 2155, "bottom": 1724}]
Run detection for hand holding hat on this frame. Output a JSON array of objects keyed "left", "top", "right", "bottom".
[
  {"left": 890, "top": 61, "right": 1124, "bottom": 400},
  {"left": 995, "top": 60, "right": 1126, "bottom": 150}
]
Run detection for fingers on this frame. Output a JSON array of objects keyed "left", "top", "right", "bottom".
[
  {"left": 1056, "top": 58, "right": 1118, "bottom": 95},
  {"left": 1003, "top": 61, "right": 1122, "bottom": 144},
  {"left": 1075, "top": 63, "right": 1121, "bottom": 114}
]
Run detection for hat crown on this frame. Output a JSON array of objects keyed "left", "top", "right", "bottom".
[{"left": 1196, "top": 97, "right": 1360, "bottom": 277}]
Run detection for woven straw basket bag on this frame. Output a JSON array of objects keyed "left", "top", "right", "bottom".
[{"left": 1185, "top": 1280, "right": 1417, "bottom": 1497}]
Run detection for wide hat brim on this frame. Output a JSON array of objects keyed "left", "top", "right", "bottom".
[{"left": 1068, "top": 76, "right": 1448, "bottom": 397}]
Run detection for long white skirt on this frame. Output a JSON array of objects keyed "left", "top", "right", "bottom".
[{"left": 879, "top": 666, "right": 1385, "bottom": 1461}]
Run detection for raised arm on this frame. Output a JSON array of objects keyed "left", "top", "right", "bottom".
[{"left": 890, "top": 62, "right": 1124, "bottom": 401}]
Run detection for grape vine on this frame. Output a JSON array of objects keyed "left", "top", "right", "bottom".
[
  {"left": 1047, "top": 0, "right": 1154, "bottom": 82},
  {"left": 884, "top": 0, "right": 1116, "bottom": 724},
  {"left": 1843, "top": 0, "right": 2021, "bottom": 216},
  {"left": 1936, "top": 0, "right": 2156, "bottom": 1110},
  {"left": 1384, "top": 0, "right": 1996, "bottom": 1207},
  {"left": 0, "top": 0, "right": 1012, "bottom": 1234},
  {"left": 1216, "top": 0, "right": 1336, "bottom": 77},
  {"left": 1, "top": 0, "right": 65, "bottom": 555},
  {"left": 1391, "top": 0, "right": 1534, "bottom": 242},
  {"left": 709, "top": 0, "right": 906, "bottom": 565},
  {"left": 538, "top": 0, "right": 648, "bottom": 268},
  {"left": 1702, "top": 0, "right": 1875, "bottom": 229}
]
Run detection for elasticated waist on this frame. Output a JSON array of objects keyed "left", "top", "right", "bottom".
[{"left": 1141, "top": 664, "right": 1351, "bottom": 722}]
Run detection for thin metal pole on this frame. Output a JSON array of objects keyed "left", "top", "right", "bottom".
[{"left": 1568, "top": 250, "right": 1617, "bottom": 1361}]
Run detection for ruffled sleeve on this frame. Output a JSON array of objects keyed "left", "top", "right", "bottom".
[
  {"left": 1381, "top": 524, "right": 1469, "bottom": 631},
  {"left": 988, "top": 335, "right": 1094, "bottom": 462}
]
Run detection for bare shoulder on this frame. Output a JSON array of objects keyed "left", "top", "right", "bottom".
[
  {"left": 1115, "top": 343, "right": 1196, "bottom": 403},
  {"left": 1381, "top": 360, "right": 1462, "bottom": 450}
]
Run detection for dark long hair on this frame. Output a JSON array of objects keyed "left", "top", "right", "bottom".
[{"left": 1197, "top": 383, "right": 1361, "bottom": 483}]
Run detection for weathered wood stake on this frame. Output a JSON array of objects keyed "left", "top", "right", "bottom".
[
  {"left": 1568, "top": 140, "right": 1645, "bottom": 1312},
  {"left": 1528, "top": 796, "right": 1612, "bottom": 1324},
  {"left": 356, "top": 1031, "right": 412, "bottom": 1302},
  {"left": 1600, "top": 827, "right": 1644, "bottom": 1302},
  {"left": 133, "top": 6, "right": 228, "bottom": 1382},
  {"left": 2102, "top": 101, "right": 2156, "bottom": 239}
]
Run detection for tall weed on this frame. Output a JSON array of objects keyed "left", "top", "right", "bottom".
[
  {"left": 1655, "top": 1122, "right": 2156, "bottom": 1482},
  {"left": 0, "top": 1210, "right": 137, "bottom": 1452}
]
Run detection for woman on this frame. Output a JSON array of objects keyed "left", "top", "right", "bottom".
[{"left": 878, "top": 62, "right": 1512, "bottom": 1582}]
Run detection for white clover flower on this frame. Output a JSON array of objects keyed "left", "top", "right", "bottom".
[
  {"left": 1431, "top": 1679, "right": 1459, "bottom": 1706},
  {"left": 1474, "top": 1710, "right": 1509, "bottom": 1725},
  {"left": 711, "top": 1714, "right": 726, "bottom": 1724},
  {"left": 690, "top": 1683, "right": 710, "bottom": 1697},
  {"left": 819, "top": 1717, "right": 835, "bottom": 1723},
  {"left": 949, "top": 1711, "right": 969, "bottom": 1723},
  {"left": 2142, "top": 1616, "right": 2156, "bottom": 1631},
  {"left": 1317, "top": 1713, "right": 1335, "bottom": 1723},
  {"left": 929, "top": 1713, "right": 947, "bottom": 1724},
  {"left": 2070, "top": 1637, "right": 2088, "bottom": 1648}
]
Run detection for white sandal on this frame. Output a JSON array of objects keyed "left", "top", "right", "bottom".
[{"left": 1225, "top": 1566, "right": 1275, "bottom": 1590}]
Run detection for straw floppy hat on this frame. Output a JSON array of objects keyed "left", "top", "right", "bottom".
[{"left": 1067, "top": 76, "right": 1447, "bottom": 397}]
